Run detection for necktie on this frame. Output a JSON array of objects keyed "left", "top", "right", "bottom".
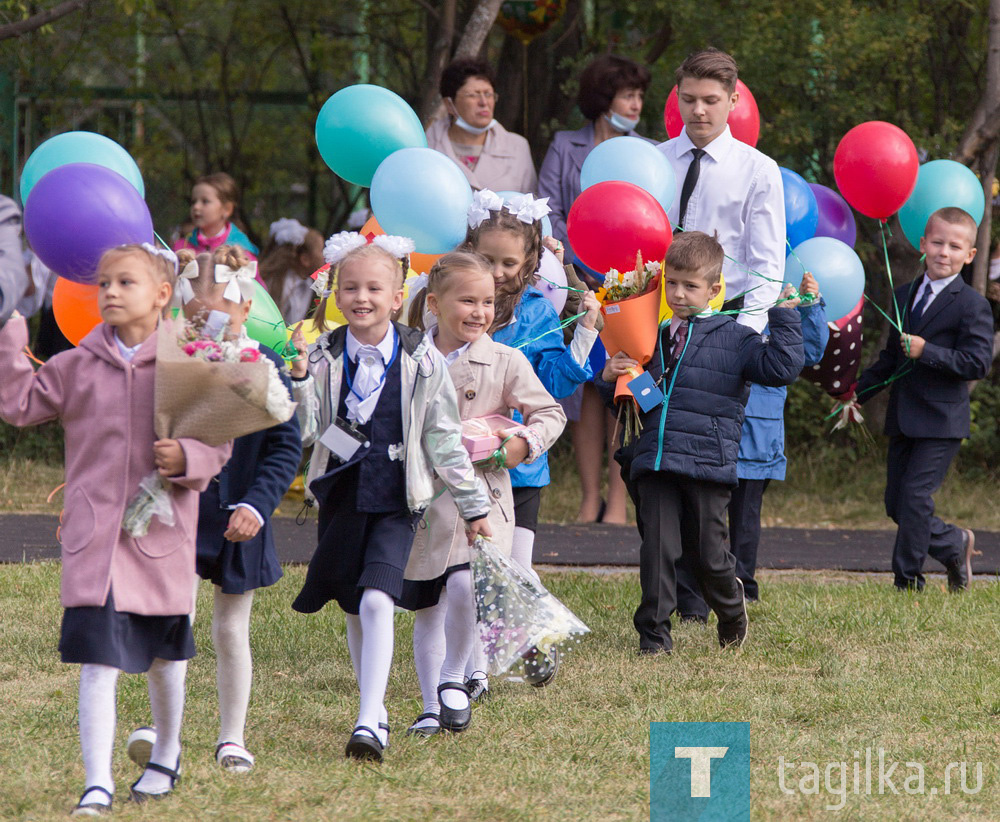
[
  {"left": 678, "top": 148, "right": 706, "bottom": 229},
  {"left": 346, "top": 345, "right": 386, "bottom": 424},
  {"left": 670, "top": 321, "right": 688, "bottom": 363},
  {"left": 910, "top": 284, "right": 931, "bottom": 326}
]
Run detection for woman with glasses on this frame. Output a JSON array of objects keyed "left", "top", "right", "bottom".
[{"left": 426, "top": 57, "right": 538, "bottom": 194}]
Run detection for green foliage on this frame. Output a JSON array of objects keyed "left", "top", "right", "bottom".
[
  {"left": 960, "top": 377, "right": 1000, "bottom": 478},
  {"left": 0, "top": 419, "right": 62, "bottom": 463}
]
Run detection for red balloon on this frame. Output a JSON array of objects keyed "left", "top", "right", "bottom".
[
  {"left": 663, "top": 80, "right": 760, "bottom": 147},
  {"left": 833, "top": 122, "right": 918, "bottom": 220},
  {"left": 567, "top": 181, "right": 672, "bottom": 275}
]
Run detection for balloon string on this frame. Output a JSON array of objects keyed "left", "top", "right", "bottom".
[
  {"left": 22, "top": 345, "right": 45, "bottom": 367},
  {"left": 536, "top": 275, "right": 587, "bottom": 294},
  {"left": 824, "top": 360, "right": 915, "bottom": 421},
  {"left": 153, "top": 231, "right": 171, "bottom": 250},
  {"left": 879, "top": 221, "right": 904, "bottom": 335},
  {"left": 511, "top": 311, "right": 587, "bottom": 350}
]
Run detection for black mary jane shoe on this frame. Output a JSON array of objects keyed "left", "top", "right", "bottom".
[
  {"left": 129, "top": 759, "right": 181, "bottom": 804},
  {"left": 70, "top": 786, "right": 113, "bottom": 817},
  {"left": 405, "top": 711, "right": 442, "bottom": 738},
  {"left": 345, "top": 726, "right": 384, "bottom": 762},
  {"left": 437, "top": 681, "right": 471, "bottom": 732}
]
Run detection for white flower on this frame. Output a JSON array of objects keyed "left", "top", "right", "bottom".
[
  {"left": 269, "top": 218, "right": 309, "bottom": 247},
  {"left": 323, "top": 231, "right": 367, "bottom": 266},
  {"left": 372, "top": 234, "right": 415, "bottom": 259},
  {"left": 388, "top": 442, "right": 404, "bottom": 461}
]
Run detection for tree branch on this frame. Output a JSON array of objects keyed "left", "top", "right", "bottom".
[
  {"left": 453, "top": 0, "right": 503, "bottom": 58},
  {"left": 0, "top": 0, "right": 90, "bottom": 40}
]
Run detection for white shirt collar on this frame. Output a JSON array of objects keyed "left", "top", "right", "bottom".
[
  {"left": 427, "top": 326, "right": 471, "bottom": 365},
  {"left": 919, "top": 271, "right": 960, "bottom": 296},
  {"left": 113, "top": 331, "right": 143, "bottom": 362},
  {"left": 345, "top": 325, "right": 396, "bottom": 363},
  {"left": 676, "top": 124, "right": 734, "bottom": 163}
]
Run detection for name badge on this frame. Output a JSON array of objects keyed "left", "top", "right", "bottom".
[
  {"left": 627, "top": 371, "right": 665, "bottom": 413},
  {"left": 320, "top": 417, "right": 369, "bottom": 464}
]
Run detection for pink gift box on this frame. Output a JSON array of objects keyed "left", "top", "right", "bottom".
[{"left": 462, "top": 414, "right": 524, "bottom": 462}]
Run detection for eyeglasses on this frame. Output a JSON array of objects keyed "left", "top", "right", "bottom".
[{"left": 456, "top": 91, "right": 498, "bottom": 102}]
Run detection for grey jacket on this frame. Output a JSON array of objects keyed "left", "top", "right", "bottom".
[
  {"left": 0, "top": 196, "right": 26, "bottom": 322},
  {"left": 293, "top": 323, "right": 491, "bottom": 521}
]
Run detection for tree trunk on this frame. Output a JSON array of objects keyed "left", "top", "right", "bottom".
[
  {"left": 418, "top": 0, "right": 503, "bottom": 125},
  {"left": 956, "top": 0, "right": 1000, "bottom": 294}
]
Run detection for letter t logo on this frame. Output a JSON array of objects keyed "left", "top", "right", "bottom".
[{"left": 675, "top": 747, "right": 729, "bottom": 797}]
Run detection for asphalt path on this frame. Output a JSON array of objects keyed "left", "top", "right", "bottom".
[{"left": 1, "top": 514, "right": 997, "bottom": 575}]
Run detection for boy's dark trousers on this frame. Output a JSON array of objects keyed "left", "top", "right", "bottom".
[
  {"left": 676, "top": 477, "right": 769, "bottom": 617},
  {"left": 629, "top": 471, "right": 745, "bottom": 651},
  {"left": 885, "top": 434, "right": 964, "bottom": 590}
]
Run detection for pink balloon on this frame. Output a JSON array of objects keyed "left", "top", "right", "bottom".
[
  {"left": 536, "top": 249, "right": 567, "bottom": 314},
  {"left": 663, "top": 79, "right": 760, "bottom": 147}
]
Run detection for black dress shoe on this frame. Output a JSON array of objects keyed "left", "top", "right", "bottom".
[
  {"left": 718, "top": 578, "right": 749, "bottom": 648},
  {"left": 946, "top": 529, "right": 977, "bottom": 592},
  {"left": 437, "top": 682, "right": 471, "bottom": 732},
  {"left": 406, "top": 712, "right": 441, "bottom": 738},
  {"left": 345, "top": 726, "right": 384, "bottom": 762},
  {"left": 637, "top": 645, "right": 671, "bottom": 657},
  {"left": 523, "top": 647, "right": 559, "bottom": 687}
]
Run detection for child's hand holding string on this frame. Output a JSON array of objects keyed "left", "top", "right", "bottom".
[
  {"left": 778, "top": 283, "right": 802, "bottom": 309},
  {"left": 290, "top": 322, "right": 308, "bottom": 379},
  {"left": 900, "top": 333, "right": 925, "bottom": 359},
  {"left": 153, "top": 439, "right": 186, "bottom": 477},
  {"left": 496, "top": 428, "right": 529, "bottom": 469},
  {"left": 798, "top": 272, "right": 820, "bottom": 303},
  {"left": 580, "top": 290, "right": 601, "bottom": 330},
  {"left": 542, "top": 236, "right": 565, "bottom": 264}
]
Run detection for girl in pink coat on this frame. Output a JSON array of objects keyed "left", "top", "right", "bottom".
[{"left": 0, "top": 243, "right": 232, "bottom": 815}]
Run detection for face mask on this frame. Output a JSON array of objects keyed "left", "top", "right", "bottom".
[
  {"left": 604, "top": 111, "right": 640, "bottom": 133},
  {"left": 990, "top": 258, "right": 1000, "bottom": 281},
  {"left": 452, "top": 113, "right": 497, "bottom": 136}
]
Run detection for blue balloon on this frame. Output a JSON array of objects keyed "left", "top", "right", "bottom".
[
  {"left": 315, "top": 85, "right": 427, "bottom": 187},
  {"left": 580, "top": 136, "right": 676, "bottom": 214},
  {"left": 784, "top": 236, "right": 864, "bottom": 322},
  {"left": 20, "top": 131, "right": 144, "bottom": 205},
  {"left": 496, "top": 190, "right": 552, "bottom": 236},
  {"left": 780, "top": 168, "right": 819, "bottom": 249},
  {"left": 898, "top": 159, "right": 986, "bottom": 250},
  {"left": 371, "top": 147, "right": 473, "bottom": 254}
]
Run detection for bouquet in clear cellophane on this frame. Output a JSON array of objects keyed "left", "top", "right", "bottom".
[
  {"left": 471, "top": 537, "right": 589, "bottom": 680},
  {"left": 598, "top": 252, "right": 662, "bottom": 444}
]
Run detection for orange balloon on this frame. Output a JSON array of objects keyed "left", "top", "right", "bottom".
[
  {"left": 52, "top": 278, "right": 102, "bottom": 345},
  {"left": 360, "top": 215, "right": 443, "bottom": 274}
]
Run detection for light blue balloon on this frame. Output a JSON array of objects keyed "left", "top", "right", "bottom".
[
  {"left": 898, "top": 159, "right": 985, "bottom": 250},
  {"left": 371, "top": 147, "right": 473, "bottom": 254},
  {"left": 496, "top": 190, "right": 552, "bottom": 236},
  {"left": 779, "top": 167, "right": 819, "bottom": 249},
  {"left": 784, "top": 236, "right": 864, "bottom": 322},
  {"left": 20, "top": 131, "right": 144, "bottom": 204},
  {"left": 315, "top": 85, "right": 427, "bottom": 188},
  {"left": 580, "top": 136, "right": 676, "bottom": 214}
]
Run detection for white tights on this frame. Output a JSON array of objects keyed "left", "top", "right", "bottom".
[
  {"left": 211, "top": 588, "right": 254, "bottom": 748},
  {"left": 78, "top": 657, "right": 187, "bottom": 802},
  {"left": 344, "top": 588, "right": 393, "bottom": 746}
]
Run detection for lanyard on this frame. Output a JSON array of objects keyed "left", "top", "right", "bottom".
[{"left": 342, "top": 330, "right": 399, "bottom": 404}]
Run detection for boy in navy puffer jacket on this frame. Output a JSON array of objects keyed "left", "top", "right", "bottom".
[{"left": 596, "top": 232, "right": 804, "bottom": 655}]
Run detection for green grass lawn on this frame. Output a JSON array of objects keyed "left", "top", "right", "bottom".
[{"left": 2, "top": 564, "right": 998, "bottom": 821}]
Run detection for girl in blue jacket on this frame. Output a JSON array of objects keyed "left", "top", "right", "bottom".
[{"left": 464, "top": 190, "right": 600, "bottom": 692}]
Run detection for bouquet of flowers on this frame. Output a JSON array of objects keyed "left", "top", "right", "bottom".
[
  {"left": 122, "top": 319, "right": 296, "bottom": 537},
  {"left": 597, "top": 252, "right": 663, "bottom": 443},
  {"left": 470, "top": 537, "right": 589, "bottom": 680}
]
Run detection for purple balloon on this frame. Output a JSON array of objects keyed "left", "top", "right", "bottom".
[
  {"left": 24, "top": 162, "right": 154, "bottom": 283},
  {"left": 809, "top": 183, "right": 857, "bottom": 248}
]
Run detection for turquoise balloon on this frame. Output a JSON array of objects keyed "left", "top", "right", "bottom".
[
  {"left": 898, "top": 159, "right": 985, "bottom": 249},
  {"left": 371, "top": 147, "right": 473, "bottom": 254},
  {"left": 580, "top": 136, "right": 677, "bottom": 214},
  {"left": 315, "top": 85, "right": 427, "bottom": 187},
  {"left": 784, "top": 236, "right": 864, "bottom": 322},
  {"left": 20, "top": 131, "right": 144, "bottom": 204}
]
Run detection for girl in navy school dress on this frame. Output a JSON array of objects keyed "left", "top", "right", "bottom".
[
  {"left": 288, "top": 234, "right": 492, "bottom": 762},
  {"left": 127, "top": 245, "right": 301, "bottom": 775},
  {"left": 0, "top": 243, "right": 232, "bottom": 815}
]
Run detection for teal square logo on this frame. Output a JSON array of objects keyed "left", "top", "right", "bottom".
[{"left": 650, "top": 722, "right": 751, "bottom": 821}]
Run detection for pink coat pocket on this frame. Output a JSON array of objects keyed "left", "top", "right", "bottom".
[{"left": 60, "top": 488, "right": 96, "bottom": 554}]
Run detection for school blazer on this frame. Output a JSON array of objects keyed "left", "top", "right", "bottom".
[{"left": 857, "top": 276, "right": 993, "bottom": 439}]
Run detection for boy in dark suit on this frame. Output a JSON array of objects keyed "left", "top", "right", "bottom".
[
  {"left": 844, "top": 207, "right": 993, "bottom": 591},
  {"left": 597, "top": 232, "right": 804, "bottom": 654}
]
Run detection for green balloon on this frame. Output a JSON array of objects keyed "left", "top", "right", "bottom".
[{"left": 246, "top": 283, "right": 288, "bottom": 354}]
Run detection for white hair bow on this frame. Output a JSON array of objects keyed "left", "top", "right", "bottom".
[
  {"left": 269, "top": 218, "right": 309, "bottom": 247},
  {"left": 140, "top": 242, "right": 179, "bottom": 275},
  {"left": 467, "top": 189, "right": 506, "bottom": 229},
  {"left": 177, "top": 260, "right": 259, "bottom": 305},
  {"left": 505, "top": 192, "right": 551, "bottom": 224},
  {"left": 323, "top": 232, "right": 368, "bottom": 267},
  {"left": 372, "top": 234, "right": 415, "bottom": 259}
]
